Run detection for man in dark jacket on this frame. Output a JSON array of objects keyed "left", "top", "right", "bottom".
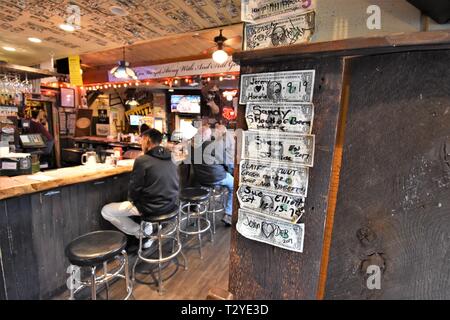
[
  {"left": 102, "top": 129, "right": 179, "bottom": 248},
  {"left": 192, "top": 126, "right": 234, "bottom": 226}
]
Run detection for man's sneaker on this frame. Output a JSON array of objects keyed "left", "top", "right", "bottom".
[
  {"left": 143, "top": 222, "right": 153, "bottom": 237},
  {"left": 142, "top": 239, "right": 154, "bottom": 249},
  {"left": 221, "top": 214, "right": 232, "bottom": 226}
]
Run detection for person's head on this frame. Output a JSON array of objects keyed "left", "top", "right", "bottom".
[
  {"left": 140, "top": 123, "right": 150, "bottom": 134},
  {"left": 141, "top": 128, "right": 163, "bottom": 152},
  {"left": 213, "top": 124, "right": 227, "bottom": 140},
  {"left": 31, "top": 109, "right": 44, "bottom": 120},
  {"left": 193, "top": 125, "right": 212, "bottom": 148}
]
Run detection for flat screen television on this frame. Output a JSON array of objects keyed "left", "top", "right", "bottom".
[
  {"left": 129, "top": 115, "right": 143, "bottom": 126},
  {"left": 170, "top": 95, "right": 201, "bottom": 114}
]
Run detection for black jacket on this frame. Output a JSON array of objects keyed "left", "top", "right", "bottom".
[
  {"left": 192, "top": 140, "right": 228, "bottom": 185},
  {"left": 128, "top": 146, "right": 179, "bottom": 216}
]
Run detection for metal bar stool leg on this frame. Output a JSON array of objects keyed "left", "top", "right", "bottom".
[
  {"left": 209, "top": 199, "right": 214, "bottom": 242},
  {"left": 91, "top": 266, "right": 97, "bottom": 300},
  {"left": 132, "top": 221, "right": 144, "bottom": 282},
  {"left": 177, "top": 214, "right": 188, "bottom": 270},
  {"left": 103, "top": 261, "right": 109, "bottom": 300},
  {"left": 197, "top": 205, "right": 203, "bottom": 259},
  {"left": 157, "top": 222, "right": 164, "bottom": 295},
  {"left": 122, "top": 250, "right": 132, "bottom": 299}
]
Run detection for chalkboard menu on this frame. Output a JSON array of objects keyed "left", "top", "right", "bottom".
[{"left": 237, "top": 69, "right": 316, "bottom": 252}]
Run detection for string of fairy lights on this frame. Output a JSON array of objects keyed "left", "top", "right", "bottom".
[{"left": 76, "top": 74, "right": 238, "bottom": 92}]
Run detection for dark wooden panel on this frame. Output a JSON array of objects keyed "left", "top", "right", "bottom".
[
  {"left": 233, "top": 31, "right": 450, "bottom": 64},
  {"left": 325, "top": 50, "right": 450, "bottom": 299},
  {"left": 0, "top": 196, "right": 40, "bottom": 299},
  {"left": 0, "top": 173, "right": 131, "bottom": 300},
  {"left": 229, "top": 56, "right": 344, "bottom": 299},
  {"left": 0, "top": 201, "right": 7, "bottom": 300}
]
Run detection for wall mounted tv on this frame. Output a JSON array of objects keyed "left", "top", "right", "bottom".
[{"left": 170, "top": 95, "right": 201, "bottom": 114}]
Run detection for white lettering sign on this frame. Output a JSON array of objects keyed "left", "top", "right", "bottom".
[{"left": 108, "top": 57, "right": 240, "bottom": 82}]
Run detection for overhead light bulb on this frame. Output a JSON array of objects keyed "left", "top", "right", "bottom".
[
  {"left": 59, "top": 23, "right": 76, "bottom": 32},
  {"left": 109, "top": 47, "right": 137, "bottom": 80},
  {"left": 212, "top": 49, "right": 228, "bottom": 64},
  {"left": 28, "top": 37, "right": 42, "bottom": 43},
  {"left": 3, "top": 46, "right": 16, "bottom": 52}
]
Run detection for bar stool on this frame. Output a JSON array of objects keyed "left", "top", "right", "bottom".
[
  {"left": 65, "top": 230, "right": 132, "bottom": 300},
  {"left": 132, "top": 209, "right": 187, "bottom": 295},
  {"left": 179, "top": 187, "right": 213, "bottom": 259},
  {"left": 202, "top": 185, "right": 228, "bottom": 238}
]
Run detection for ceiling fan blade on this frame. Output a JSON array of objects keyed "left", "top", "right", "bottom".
[
  {"left": 223, "top": 47, "right": 235, "bottom": 54},
  {"left": 224, "top": 36, "right": 242, "bottom": 47},
  {"left": 202, "top": 46, "right": 217, "bottom": 55}
]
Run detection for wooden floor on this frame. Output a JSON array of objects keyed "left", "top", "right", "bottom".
[{"left": 58, "top": 222, "right": 231, "bottom": 300}]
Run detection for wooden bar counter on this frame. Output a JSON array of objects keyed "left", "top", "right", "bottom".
[{"left": 0, "top": 162, "right": 134, "bottom": 300}]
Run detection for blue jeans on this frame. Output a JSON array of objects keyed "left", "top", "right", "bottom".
[{"left": 214, "top": 172, "right": 234, "bottom": 216}]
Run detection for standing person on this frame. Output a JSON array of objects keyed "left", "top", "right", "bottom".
[
  {"left": 29, "top": 109, "right": 54, "bottom": 155},
  {"left": 101, "top": 129, "right": 179, "bottom": 248},
  {"left": 213, "top": 123, "right": 235, "bottom": 175},
  {"left": 192, "top": 126, "right": 234, "bottom": 226}
]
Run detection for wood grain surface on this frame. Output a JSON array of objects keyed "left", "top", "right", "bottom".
[
  {"left": 229, "top": 56, "right": 344, "bottom": 299},
  {"left": 325, "top": 50, "right": 450, "bottom": 299},
  {"left": 0, "top": 163, "right": 133, "bottom": 201}
]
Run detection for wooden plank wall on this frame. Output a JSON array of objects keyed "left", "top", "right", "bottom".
[
  {"left": 0, "top": 174, "right": 130, "bottom": 300},
  {"left": 325, "top": 50, "right": 450, "bottom": 299},
  {"left": 229, "top": 56, "right": 344, "bottom": 299}
]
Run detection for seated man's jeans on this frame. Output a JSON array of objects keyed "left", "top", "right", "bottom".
[
  {"left": 101, "top": 201, "right": 142, "bottom": 237},
  {"left": 214, "top": 172, "right": 234, "bottom": 216}
]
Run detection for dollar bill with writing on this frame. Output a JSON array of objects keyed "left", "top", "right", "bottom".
[
  {"left": 244, "top": 11, "right": 315, "bottom": 50},
  {"left": 237, "top": 184, "right": 305, "bottom": 222},
  {"left": 240, "top": 70, "right": 315, "bottom": 104},
  {"left": 241, "top": 0, "right": 315, "bottom": 23},
  {"left": 245, "top": 103, "right": 314, "bottom": 134},
  {"left": 241, "top": 131, "right": 315, "bottom": 167},
  {"left": 237, "top": 208, "right": 305, "bottom": 252},
  {"left": 240, "top": 160, "right": 309, "bottom": 197}
]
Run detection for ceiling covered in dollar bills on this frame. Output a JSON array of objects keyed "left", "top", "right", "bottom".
[{"left": 0, "top": 0, "right": 241, "bottom": 66}]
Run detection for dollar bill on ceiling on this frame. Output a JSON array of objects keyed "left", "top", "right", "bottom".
[
  {"left": 237, "top": 184, "right": 305, "bottom": 223},
  {"left": 239, "top": 160, "right": 309, "bottom": 197},
  {"left": 245, "top": 103, "right": 314, "bottom": 134},
  {"left": 239, "top": 70, "right": 315, "bottom": 104},
  {"left": 241, "top": 0, "right": 315, "bottom": 24},
  {"left": 241, "top": 131, "right": 315, "bottom": 167},
  {"left": 236, "top": 208, "right": 305, "bottom": 252},
  {"left": 244, "top": 10, "right": 315, "bottom": 50}
]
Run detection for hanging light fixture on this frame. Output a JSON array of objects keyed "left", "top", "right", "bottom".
[
  {"left": 110, "top": 47, "right": 137, "bottom": 80},
  {"left": 212, "top": 29, "right": 229, "bottom": 64},
  {"left": 126, "top": 97, "right": 139, "bottom": 106}
]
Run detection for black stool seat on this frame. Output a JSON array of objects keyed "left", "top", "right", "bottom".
[
  {"left": 142, "top": 209, "right": 179, "bottom": 223},
  {"left": 65, "top": 231, "right": 127, "bottom": 267},
  {"left": 180, "top": 187, "right": 210, "bottom": 202}
]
